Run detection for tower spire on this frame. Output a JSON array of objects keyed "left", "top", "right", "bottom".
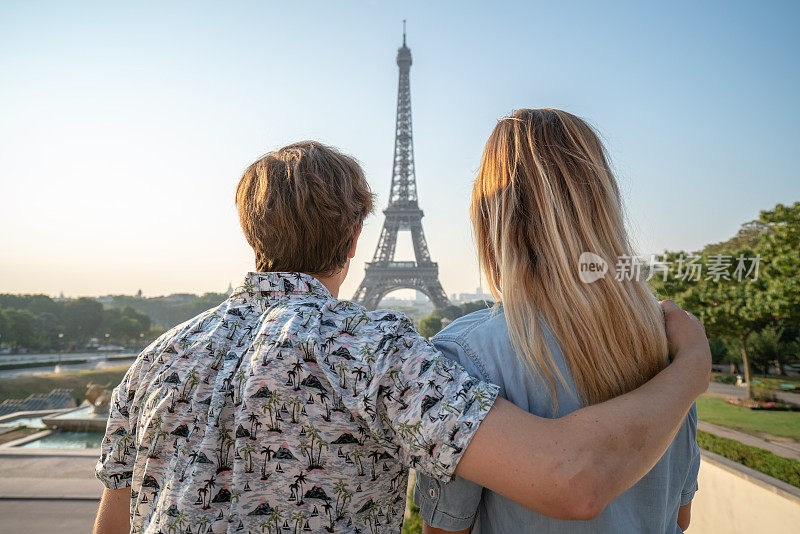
[{"left": 351, "top": 30, "right": 450, "bottom": 310}]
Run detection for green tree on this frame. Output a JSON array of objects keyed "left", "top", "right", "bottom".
[
  {"left": 747, "top": 327, "right": 800, "bottom": 376},
  {"left": 758, "top": 202, "right": 800, "bottom": 327},
  {"left": 1, "top": 309, "right": 38, "bottom": 349},
  {"left": 681, "top": 259, "right": 768, "bottom": 399},
  {"left": 35, "top": 312, "right": 63, "bottom": 349},
  {"left": 419, "top": 315, "right": 442, "bottom": 338},
  {"left": 61, "top": 297, "right": 104, "bottom": 343}
]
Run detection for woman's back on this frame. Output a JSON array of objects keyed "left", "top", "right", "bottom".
[{"left": 414, "top": 307, "right": 700, "bottom": 534}]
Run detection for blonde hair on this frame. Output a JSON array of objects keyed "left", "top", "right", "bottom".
[{"left": 470, "top": 109, "right": 667, "bottom": 406}]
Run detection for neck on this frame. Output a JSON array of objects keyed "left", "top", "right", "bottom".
[
  {"left": 306, "top": 264, "right": 347, "bottom": 298},
  {"left": 312, "top": 275, "right": 341, "bottom": 298}
]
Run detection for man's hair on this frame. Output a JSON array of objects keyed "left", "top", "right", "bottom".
[{"left": 236, "top": 141, "right": 374, "bottom": 276}]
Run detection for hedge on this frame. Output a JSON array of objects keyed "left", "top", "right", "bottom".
[{"left": 697, "top": 429, "right": 800, "bottom": 488}]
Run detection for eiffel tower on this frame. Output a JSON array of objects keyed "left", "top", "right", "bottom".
[{"left": 352, "top": 23, "right": 450, "bottom": 310}]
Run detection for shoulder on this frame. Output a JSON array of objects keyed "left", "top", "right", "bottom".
[
  {"left": 133, "top": 302, "right": 229, "bottom": 373},
  {"left": 435, "top": 307, "right": 503, "bottom": 342},
  {"left": 432, "top": 307, "right": 510, "bottom": 384},
  {"left": 328, "top": 299, "right": 418, "bottom": 335}
]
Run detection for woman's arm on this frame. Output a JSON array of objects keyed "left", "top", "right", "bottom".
[
  {"left": 678, "top": 503, "right": 692, "bottom": 530},
  {"left": 454, "top": 300, "right": 710, "bottom": 520}
]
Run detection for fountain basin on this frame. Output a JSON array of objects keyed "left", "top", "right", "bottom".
[
  {"left": 15, "top": 430, "right": 104, "bottom": 449},
  {"left": 41, "top": 405, "right": 109, "bottom": 432}
]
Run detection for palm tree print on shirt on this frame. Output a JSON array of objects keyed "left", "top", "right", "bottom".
[{"left": 96, "top": 272, "right": 499, "bottom": 533}]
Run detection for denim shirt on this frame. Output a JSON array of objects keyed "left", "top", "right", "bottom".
[{"left": 414, "top": 307, "right": 700, "bottom": 534}]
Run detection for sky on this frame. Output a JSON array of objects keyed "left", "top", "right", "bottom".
[{"left": 1, "top": 0, "right": 798, "bottom": 300}]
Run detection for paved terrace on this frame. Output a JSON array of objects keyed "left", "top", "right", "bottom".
[{"left": 0, "top": 448, "right": 100, "bottom": 534}]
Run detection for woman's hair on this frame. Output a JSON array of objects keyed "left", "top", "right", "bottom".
[{"left": 470, "top": 108, "right": 667, "bottom": 406}]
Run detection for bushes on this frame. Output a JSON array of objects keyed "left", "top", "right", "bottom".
[
  {"left": 418, "top": 300, "right": 494, "bottom": 338},
  {"left": 419, "top": 316, "right": 442, "bottom": 339},
  {"left": 697, "top": 430, "right": 800, "bottom": 488}
]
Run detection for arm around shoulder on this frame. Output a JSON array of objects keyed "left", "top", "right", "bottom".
[{"left": 454, "top": 300, "right": 711, "bottom": 520}]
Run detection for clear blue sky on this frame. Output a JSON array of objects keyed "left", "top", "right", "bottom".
[{"left": 1, "top": 0, "right": 798, "bottom": 299}]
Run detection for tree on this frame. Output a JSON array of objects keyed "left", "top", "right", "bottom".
[
  {"left": 418, "top": 300, "right": 494, "bottom": 339},
  {"left": 61, "top": 297, "right": 104, "bottom": 343},
  {"left": 747, "top": 327, "right": 800, "bottom": 376},
  {"left": 419, "top": 315, "right": 442, "bottom": 338},
  {"left": 1, "top": 309, "right": 38, "bottom": 349},
  {"left": 0, "top": 310, "right": 7, "bottom": 348},
  {"left": 678, "top": 253, "right": 768, "bottom": 399},
  {"left": 35, "top": 312, "right": 63, "bottom": 349},
  {"left": 758, "top": 202, "right": 800, "bottom": 327},
  {"left": 708, "top": 337, "right": 732, "bottom": 365}
]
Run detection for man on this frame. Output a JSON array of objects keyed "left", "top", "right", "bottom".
[{"left": 94, "top": 141, "right": 710, "bottom": 534}]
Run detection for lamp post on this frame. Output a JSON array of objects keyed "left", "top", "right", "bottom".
[{"left": 57, "top": 333, "right": 64, "bottom": 365}]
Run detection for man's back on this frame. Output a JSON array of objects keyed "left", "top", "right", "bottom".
[{"left": 96, "top": 272, "right": 498, "bottom": 534}]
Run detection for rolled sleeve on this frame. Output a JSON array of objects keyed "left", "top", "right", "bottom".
[
  {"left": 402, "top": 335, "right": 500, "bottom": 481},
  {"left": 681, "top": 404, "right": 701, "bottom": 505},
  {"left": 96, "top": 380, "right": 135, "bottom": 489},
  {"left": 94, "top": 346, "right": 154, "bottom": 489},
  {"left": 414, "top": 471, "right": 483, "bottom": 530},
  {"left": 323, "top": 315, "right": 500, "bottom": 482}
]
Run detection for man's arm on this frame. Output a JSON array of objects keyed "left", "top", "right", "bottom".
[
  {"left": 93, "top": 487, "right": 131, "bottom": 534},
  {"left": 454, "top": 300, "right": 710, "bottom": 521}
]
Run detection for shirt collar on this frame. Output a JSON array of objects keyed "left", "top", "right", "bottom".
[{"left": 231, "top": 272, "right": 333, "bottom": 301}]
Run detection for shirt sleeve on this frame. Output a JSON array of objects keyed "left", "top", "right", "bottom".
[
  {"left": 95, "top": 339, "right": 158, "bottom": 489},
  {"left": 321, "top": 313, "right": 500, "bottom": 482},
  {"left": 681, "top": 403, "right": 701, "bottom": 506},
  {"left": 413, "top": 337, "right": 488, "bottom": 529}
]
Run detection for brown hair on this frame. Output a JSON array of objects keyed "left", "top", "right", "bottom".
[
  {"left": 471, "top": 108, "right": 667, "bottom": 406},
  {"left": 236, "top": 141, "right": 374, "bottom": 276}
]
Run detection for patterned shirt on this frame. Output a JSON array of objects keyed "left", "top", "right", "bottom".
[{"left": 96, "top": 272, "right": 499, "bottom": 534}]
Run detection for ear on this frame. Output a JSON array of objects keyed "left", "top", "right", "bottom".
[{"left": 348, "top": 227, "right": 362, "bottom": 259}]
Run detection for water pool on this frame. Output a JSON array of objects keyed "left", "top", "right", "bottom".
[
  {"left": 17, "top": 431, "right": 104, "bottom": 449},
  {"left": 1, "top": 416, "right": 47, "bottom": 429},
  {"left": 50, "top": 405, "right": 106, "bottom": 421}
]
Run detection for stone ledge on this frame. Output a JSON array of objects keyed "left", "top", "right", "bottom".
[
  {"left": 701, "top": 449, "right": 800, "bottom": 504},
  {"left": 0, "top": 447, "right": 100, "bottom": 458},
  {"left": 0, "top": 477, "right": 103, "bottom": 500}
]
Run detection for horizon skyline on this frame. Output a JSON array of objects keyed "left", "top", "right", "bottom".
[{"left": 2, "top": 2, "right": 798, "bottom": 300}]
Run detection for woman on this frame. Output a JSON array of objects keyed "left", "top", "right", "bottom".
[{"left": 414, "top": 108, "right": 700, "bottom": 533}]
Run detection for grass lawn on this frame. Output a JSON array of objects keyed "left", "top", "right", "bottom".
[
  {"left": 0, "top": 365, "right": 131, "bottom": 404},
  {"left": 697, "top": 395, "right": 800, "bottom": 441},
  {"left": 402, "top": 474, "right": 422, "bottom": 534}
]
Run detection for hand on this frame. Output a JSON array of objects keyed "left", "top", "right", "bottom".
[{"left": 660, "top": 299, "right": 711, "bottom": 392}]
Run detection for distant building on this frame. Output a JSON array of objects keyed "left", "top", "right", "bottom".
[
  {"left": 452, "top": 287, "right": 488, "bottom": 304},
  {"left": 159, "top": 293, "right": 195, "bottom": 304}
]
